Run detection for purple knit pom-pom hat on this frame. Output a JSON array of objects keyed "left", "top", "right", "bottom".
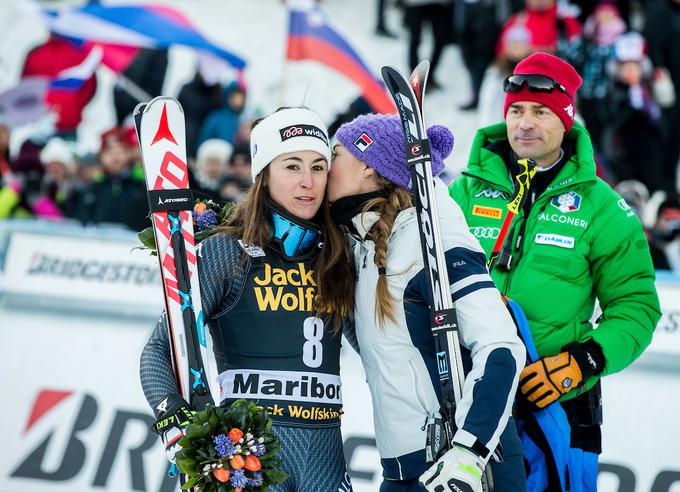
[{"left": 334, "top": 114, "right": 454, "bottom": 190}]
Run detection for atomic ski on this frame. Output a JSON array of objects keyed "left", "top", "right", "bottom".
[
  {"left": 135, "top": 97, "right": 214, "bottom": 488},
  {"left": 135, "top": 97, "right": 214, "bottom": 410},
  {"left": 381, "top": 61, "right": 493, "bottom": 490}
]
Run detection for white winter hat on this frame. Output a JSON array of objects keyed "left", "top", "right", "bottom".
[
  {"left": 249, "top": 107, "right": 331, "bottom": 181},
  {"left": 196, "top": 138, "right": 233, "bottom": 168},
  {"left": 40, "top": 137, "right": 75, "bottom": 171}
]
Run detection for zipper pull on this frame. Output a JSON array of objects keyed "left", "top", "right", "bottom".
[{"left": 421, "top": 413, "right": 430, "bottom": 431}]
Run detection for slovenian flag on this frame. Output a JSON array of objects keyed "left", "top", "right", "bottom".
[
  {"left": 49, "top": 46, "right": 102, "bottom": 91},
  {"left": 43, "top": 4, "right": 246, "bottom": 71},
  {"left": 287, "top": 1, "right": 395, "bottom": 114}
]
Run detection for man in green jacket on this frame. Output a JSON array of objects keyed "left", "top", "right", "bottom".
[{"left": 449, "top": 52, "right": 660, "bottom": 489}]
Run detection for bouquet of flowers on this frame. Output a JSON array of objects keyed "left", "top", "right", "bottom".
[
  {"left": 138, "top": 199, "right": 234, "bottom": 255},
  {"left": 176, "top": 399, "right": 287, "bottom": 491}
]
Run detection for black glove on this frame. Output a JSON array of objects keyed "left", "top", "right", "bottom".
[{"left": 152, "top": 394, "right": 194, "bottom": 465}]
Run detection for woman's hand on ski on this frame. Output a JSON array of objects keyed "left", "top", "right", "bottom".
[{"left": 152, "top": 395, "right": 194, "bottom": 464}]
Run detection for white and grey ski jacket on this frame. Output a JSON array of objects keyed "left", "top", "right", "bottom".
[{"left": 349, "top": 178, "right": 525, "bottom": 480}]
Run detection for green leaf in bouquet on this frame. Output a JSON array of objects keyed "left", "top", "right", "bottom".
[
  {"left": 180, "top": 476, "right": 198, "bottom": 490},
  {"left": 185, "top": 422, "right": 210, "bottom": 439},
  {"left": 176, "top": 456, "right": 198, "bottom": 475},
  {"left": 208, "top": 413, "right": 220, "bottom": 428},
  {"left": 178, "top": 435, "right": 192, "bottom": 447},
  {"left": 218, "top": 201, "right": 235, "bottom": 224},
  {"left": 195, "top": 408, "right": 212, "bottom": 425},
  {"left": 135, "top": 227, "right": 158, "bottom": 256}
]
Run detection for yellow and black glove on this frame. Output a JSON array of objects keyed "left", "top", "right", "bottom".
[{"left": 519, "top": 340, "right": 604, "bottom": 409}]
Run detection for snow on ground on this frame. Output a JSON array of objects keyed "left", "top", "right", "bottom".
[{"left": 0, "top": 0, "right": 481, "bottom": 175}]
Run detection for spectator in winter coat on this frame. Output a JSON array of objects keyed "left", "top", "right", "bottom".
[
  {"left": 478, "top": 25, "right": 533, "bottom": 127},
  {"left": 602, "top": 32, "right": 665, "bottom": 193},
  {"left": 329, "top": 115, "right": 526, "bottom": 492},
  {"left": 228, "top": 144, "right": 253, "bottom": 185},
  {"left": 0, "top": 115, "right": 11, "bottom": 179},
  {"left": 402, "top": 0, "right": 453, "bottom": 90},
  {"left": 196, "top": 81, "right": 246, "bottom": 147},
  {"left": 177, "top": 72, "right": 222, "bottom": 159},
  {"left": 458, "top": 0, "right": 504, "bottom": 110},
  {"left": 38, "top": 137, "right": 77, "bottom": 218},
  {"left": 71, "top": 128, "right": 148, "bottom": 231},
  {"left": 193, "top": 138, "right": 233, "bottom": 201},
  {"left": 647, "top": 196, "right": 680, "bottom": 271},
  {"left": 644, "top": 0, "right": 680, "bottom": 194},
  {"left": 21, "top": 34, "right": 97, "bottom": 138},
  {"left": 449, "top": 52, "right": 661, "bottom": 491},
  {"left": 572, "top": 1, "right": 626, "bottom": 152},
  {"left": 0, "top": 140, "right": 42, "bottom": 219},
  {"left": 497, "top": 0, "right": 581, "bottom": 59}
]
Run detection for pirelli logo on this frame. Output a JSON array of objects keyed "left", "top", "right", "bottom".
[{"left": 472, "top": 205, "right": 503, "bottom": 220}]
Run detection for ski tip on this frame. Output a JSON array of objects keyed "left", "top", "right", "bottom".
[
  {"left": 133, "top": 102, "right": 148, "bottom": 116},
  {"left": 380, "top": 65, "right": 403, "bottom": 90},
  {"left": 145, "top": 96, "right": 185, "bottom": 115},
  {"left": 414, "top": 60, "right": 431, "bottom": 74}
]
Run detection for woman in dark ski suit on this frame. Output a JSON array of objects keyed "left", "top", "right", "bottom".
[{"left": 140, "top": 107, "right": 355, "bottom": 491}]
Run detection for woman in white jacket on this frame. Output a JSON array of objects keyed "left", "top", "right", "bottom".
[{"left": 328, "top": 114, "right": 526, "bottom": 492}]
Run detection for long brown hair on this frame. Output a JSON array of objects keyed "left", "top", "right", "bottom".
[
  {"left": 217, "top": 160, "right": 355, "bottom": 333},
  {"left": 361, "top": 175, "right": 412, "bottom": 328}
]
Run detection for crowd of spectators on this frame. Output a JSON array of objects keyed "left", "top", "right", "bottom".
[{"left": 0, "top": 0, "right": 678, "bottom": 271}]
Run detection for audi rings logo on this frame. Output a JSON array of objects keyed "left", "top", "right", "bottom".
[
  {"left": 410, "top": 143, "right": 422, "bottom": 156},
  {"left": 470, "top": 227, "right": 500, "bottom": 239}
]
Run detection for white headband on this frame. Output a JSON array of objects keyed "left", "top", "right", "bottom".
[{"left": 250, "top": 107, "right": 331, "bottom": 181}]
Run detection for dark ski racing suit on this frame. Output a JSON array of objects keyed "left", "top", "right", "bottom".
[{"left": 140, "top": 232, "right": 352, "bottom": 492}]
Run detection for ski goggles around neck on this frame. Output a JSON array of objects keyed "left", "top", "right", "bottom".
[
  {"left": 271, "top": 207, "right": 321, "bottom": 259},
  {"left": 503, "top": 74, "right": 573, "bottom": 100}
]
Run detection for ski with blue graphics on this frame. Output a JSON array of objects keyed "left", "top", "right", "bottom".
[
  {"left": 381, "top": 62, "right": 494, "bottom": 491},
  {"left": 134, "top": 97, "right": 214, "bottom": 483}
]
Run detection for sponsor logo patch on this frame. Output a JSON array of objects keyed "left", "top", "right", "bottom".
[
  {"left": 617, "top": 198, "right": 636, "bottom": 218},
  {"left": 470, "top": 226, "right": 500, "bottom": 239},
  {"left": 219, "top": 369, "right": 342, "bottom": 405},
  {"left": 237, "top": 240, "right": 266, "bottom": 257},
  {"left": 252, "top": 262, "right": 317, "bottom": 311},
  {"left": 353, "top": 132, "right": 373, "bottom": 152},
  {"left": 472, "top": 205, "right": 503, "bottom": 219},
  {"left": 535, "top": 233, "right": 575, "bottom": 248},
  {"left": 537, "top": 213, "right": 589, "bottom": 229},
  {"left": 551, "top": 191, "right": 581, "bottom": 213},
  {"left": 474, "top": 188, "right": 508, "bottom": 200},
  {"left": 279, "top": 124, "right": 328, "bottom": 145}
]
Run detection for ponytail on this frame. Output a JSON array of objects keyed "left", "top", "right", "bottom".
[{"left": 361, "top": 176, "right": 412, "bottom": 329}]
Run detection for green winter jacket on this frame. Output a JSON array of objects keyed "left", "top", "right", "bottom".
[{"left": 449, "top": 121, "right": 660, "bottom": 400}]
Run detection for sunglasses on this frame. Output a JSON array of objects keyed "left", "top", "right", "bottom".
[{"left": 503, "top": 74, "right": 572, "bottom": 100}]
